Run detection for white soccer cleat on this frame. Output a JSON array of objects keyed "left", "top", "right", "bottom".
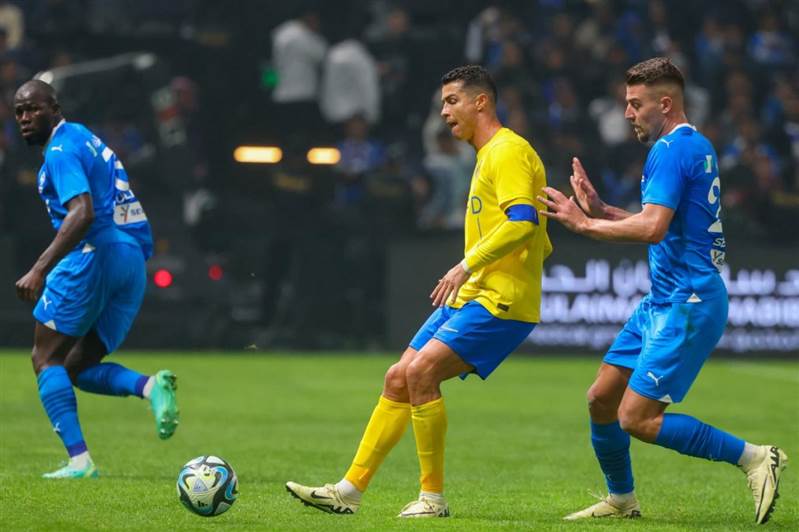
[
  {"left": 741, "top": 445, "right": 788, "bottom": 524},
  {"left": 563, "top": 493, "right": 641, "bottom": 520},
  {"left": 397, "top": 494, "right": 450, "bottom": 518},
  {"left": 285, "top": 481, "right": 359, "bottom": 514}
]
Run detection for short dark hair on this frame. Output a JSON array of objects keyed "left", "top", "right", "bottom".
[
  {"left": 625, "top": 57, "right": 685, "bottom": 90},
  {"left": 441, "top": 65, "right": 497, "bottom": 103}
]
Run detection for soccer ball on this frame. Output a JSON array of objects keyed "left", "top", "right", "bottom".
[{"left": 176, "top": 455, "right": 239, "bottom": 517}]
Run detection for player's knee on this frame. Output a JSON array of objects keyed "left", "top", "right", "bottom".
[
  {"left": 617, "top": 407, "right": 645, "bottom": 437},
  {"left": 587, "top": 384, "right": 614, "bottom": 417},
  {"left": 383, "top": 363, "right": 408, "bottom": 397},
  {"left": 30, "top": 347, "right": 58, "bottom": 376},
  {"left": 405, "top": 357, "right": 435, "bottom": 390}
]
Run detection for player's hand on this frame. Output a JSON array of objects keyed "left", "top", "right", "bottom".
[
  {"left": 15, "top": 268, "right": 44, "bottom": 302},
  {"left": 538, "top": 186, "right": 590, "bottom": 234},
  {"left": 570, "top": 157, "right": 605, "bottom": 218},
  {"left": 430, "top": 262, "right": 470, "bottom": 307}
]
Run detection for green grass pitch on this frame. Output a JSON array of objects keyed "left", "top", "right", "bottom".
[{"left": 1, "top": 351, "right": 797, "bottom": 530}]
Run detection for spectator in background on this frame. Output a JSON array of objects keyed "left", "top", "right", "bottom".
[
  {"left": 678, "top": 60, "right": 711, "bottom": 128},
  {"left": 720, "top": 116, "right": 780, "bottom": 174},
  {"left": 365, "top": 5, "right": 411, "bottom": 131},
  {"left": 320, "top": 36, "right": 380, "bottom": 126},
  {"left": 419, "top": 128, "right": 472, "bottom": 230},
  {"left": 748, "top": 10, "right": 795, "bottom": 69},
  {"left": 574, "top": 0, "right": 616, "bottom": 62},
  {"left": 334, "top": 114, "right": 386, "bottom": 207},
  {"left": 270, "top": 6, "right": 327, "bottom": 138},
  {"left": 0, "top": 1, "right": 23, "bottom": 50},
  {"left": 589, "top": 78, "right": 630, "bottom": 147}
]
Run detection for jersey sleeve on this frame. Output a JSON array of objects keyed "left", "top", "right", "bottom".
[
  {"left": 642, "top": 141, "right": 684, "bottom": 210},
  {"left": 492, "top": 142, "right": 538, "bottom": 209},
  {"left": 47, "top": 146, "right": 90, "bottom": 206}
]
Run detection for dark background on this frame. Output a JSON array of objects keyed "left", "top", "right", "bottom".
[{"left": 0, "top": 0, "right": 796, "bottom": 355}]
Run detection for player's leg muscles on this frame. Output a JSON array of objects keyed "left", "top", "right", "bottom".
[
  {"left": 32, "top": 322, "right": 89, "bottom": 459},
  {"left": 620, "top": 387, "right": 745, "bottom": 463},
  {"left": 382, "top": 346, "right": 417, "bottom": 402},
  {"left": 343, "top": 347, "right": 418, "bottom": 492},
  {"left": 405, "top": 340, "right": 472, "bottom": 496},
  {"left": 32, "top": 321, "right": 78, "bottom": 374},
  {"left": 587, "top": 363, "right": 636, "bottom": 497},
  {"left": 588, "top": 363, "right": 631, "bottom": 423},
  {"left": 67, "top": 330, "right": 150, "bottom": 398},
  {"left": 405, "top": 339, "right": 473, "bottom": 405},
  {"left": 616, "top": 387, "right": 668, "bottom": 442}
]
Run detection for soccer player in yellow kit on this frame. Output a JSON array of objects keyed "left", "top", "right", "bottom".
[{"left": 286, "top": 65, "right": 551, "bottom": 518}]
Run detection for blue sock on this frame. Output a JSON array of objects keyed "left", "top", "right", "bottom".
[
  {"left": 76, "top": 363, "right": 149, "bottom": 398},
  {"left": 38, "top": 366, "right": 87, "bottom": 457},
  {"left": 655, "top": 413, "right": 745, "bottom": 464},
  {"left": 591, "top": 420, "right": 634, "bottom": 494}
]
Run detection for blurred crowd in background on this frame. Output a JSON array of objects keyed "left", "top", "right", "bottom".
[{"left": 0, "top": 0, "right": 797, "bottom": 348}]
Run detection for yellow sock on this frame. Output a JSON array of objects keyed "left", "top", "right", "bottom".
[
  {"left": 411, "top": 397, "right": 447, "bottom": 494},
  {"left": 344, "top": 395, "right": 411, "bottom": 492}
]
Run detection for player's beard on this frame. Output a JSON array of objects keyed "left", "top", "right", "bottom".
[{"left": 632, "top": 125, "right": 649, "bottom": 144}]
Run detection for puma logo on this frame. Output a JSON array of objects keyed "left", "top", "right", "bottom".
[{"left": 646, "top": 371, "right": 663, "bottom": 386}]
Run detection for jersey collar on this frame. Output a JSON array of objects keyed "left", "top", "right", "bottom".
[
  {"left": 666, "top": 123, "right": 695, "bottom": 135},
  {"left": 44, "top": 119, "right": 66, "bottom": 151}
]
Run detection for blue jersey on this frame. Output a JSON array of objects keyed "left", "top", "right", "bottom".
[
  {"left": 37, "top": 121, "right": 153, "bottom": 259},
  {"left": 641, "top": 124, "right": 726, "bottom": 303}
]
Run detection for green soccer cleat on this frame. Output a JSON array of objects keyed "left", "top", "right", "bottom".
[
  {"left": 42, "top": 460, "right": 99, "bottom": 479},
  {"left": 285, "top": 481, "right": 359, "bottom": 514},
  {"left": 150, "top": 370, "right": 179, "bottom": 439},
  {"left": 397, "top": 494, "right": 450, "bottom": 518}
]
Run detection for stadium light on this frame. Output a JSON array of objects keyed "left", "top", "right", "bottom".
[
  {"left": 153, "top": 269, "right": 173, "bottom": 288},
  {"left": 233, "top": 146, "right": 283, "bottom": 164},
  {"left": 307, "top": 147, "right": 341, "bottom": 165}
]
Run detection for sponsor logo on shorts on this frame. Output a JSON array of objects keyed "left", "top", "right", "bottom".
[{"left": 646, "top": 371, "right": 663, "bottom": 386}]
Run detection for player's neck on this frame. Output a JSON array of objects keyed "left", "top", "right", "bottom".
[
  {"left": 655, "top": 113, "right": 689, "bottom": 141},
  {"left": 44, "top": 118, "right": 66, "bottom": 148},
  {"left": 471, "top": 119, "right": 502, "bottom": 152}
]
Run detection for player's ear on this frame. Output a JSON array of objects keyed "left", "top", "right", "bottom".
[
  {"left": 475, "top": 92, "right": 488, "bottom": 112},
  {"left": 659, "top": 94, "right": 672, "bottom": 115}
]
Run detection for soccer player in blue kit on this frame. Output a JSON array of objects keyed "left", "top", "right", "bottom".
[
  {"left": 539, "top": 58, "right": 787, "bottom": 524},
  {"left": 13, "top": 80, "right": 179, "bottom": 479}
]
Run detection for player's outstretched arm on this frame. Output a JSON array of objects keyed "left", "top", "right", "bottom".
[
  {"left": 571, "top": 157, "right": 634, "bottom": 221},
  {"left": 538, "top": 187, "right": 673, "bottom": 244},
  {"left": 15, "top": 193, "right": 94, "bottom": 301}
]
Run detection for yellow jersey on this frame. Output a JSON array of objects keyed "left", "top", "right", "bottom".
[{"left": 454, "top": 127, "right": 552, "bottom": 323}]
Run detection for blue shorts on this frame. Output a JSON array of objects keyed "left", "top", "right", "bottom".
[
  {"left": 409, "top": 301, "right": 536, "bottom": 379},
  {"left": 604, "top": 295, "right": 728, "bottom": 404},
  {"left": 33, "top": 242, "right": 146, "bottom": 353}
]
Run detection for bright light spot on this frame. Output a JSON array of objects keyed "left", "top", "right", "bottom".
[
  {"left": 234, "top": 146, "right": 283, "bottom": 164},
  {"left": 37, "top": 71, "right": 54, "bottom": 84},
  {"left": 154, "top": 269, "right": 173, "bottom": 288},
  {"left": 307, "top": 147, "right": 341, "bottom": 165},
  {"left": 208, "top": 264, "right": 223, "bottom": 281}
]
